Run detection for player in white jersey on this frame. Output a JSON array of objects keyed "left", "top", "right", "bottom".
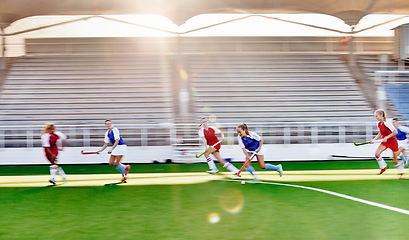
[
  {"left": 236, "top": 123, "right": 283, "bottom": 180},
  {"left": 392, "top": 118, "right": 409, "bottom": 166},
  {"left": 97, "top": 120, "right": 130, "bottom": 182}
]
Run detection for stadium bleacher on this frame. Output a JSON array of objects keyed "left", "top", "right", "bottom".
[
  {"left": 189, "top": 53, "right": 374, "bottom": 123},
  {"left": 357, "top": 54, "right": 409, "bottom": 121},
  {"left": 0, "top": 54, "right": 173, "bottom": 125}
]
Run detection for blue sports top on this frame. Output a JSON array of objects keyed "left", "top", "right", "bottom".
[
  {"left": 396, "top": 128, "right": 408, "bottom": 141},
  {"left": 237, "top": 131, "right": 261, "bottom": 151},
  {"left": 104, "top": 127, "right": 126, "bottom": 145}
]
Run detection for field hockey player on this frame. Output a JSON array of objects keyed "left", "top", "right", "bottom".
[
  {"left": 97, "top": 119, "right": 130, "bottom": 182},
  {"left": 370, "top": 110, "right": 404, "bottom": 177},
  {"left": 236, "top": 123, "right": 283, "bottom": 180},
  {"left": 40, "top": 123, "right": 67, "bottom": 185},
  {"left": 392, "top": 118, "right": 409, "bottom": 167},
  {"left": 198, "top": 117, "right": 239, "bottom": 175}
]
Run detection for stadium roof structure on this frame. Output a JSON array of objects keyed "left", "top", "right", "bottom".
[{"left": 1, "top": 0, "right": 409, "bottom": 29}]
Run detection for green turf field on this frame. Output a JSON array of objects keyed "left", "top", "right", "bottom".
[{"left": 1, "top": 161, "right": 408, "bottom": 240}]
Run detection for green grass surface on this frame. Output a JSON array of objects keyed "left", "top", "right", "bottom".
[
  {"left": 1, "top": 180, "right": 409, "bottom": 239},
  {"left": 1, "top": 161, "right": 408, "bottom": 239},
  {"left": 0, "top": 160, "right": 382, "bottom": 176}
]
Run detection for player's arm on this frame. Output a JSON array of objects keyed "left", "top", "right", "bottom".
[
  {"left": 109, "top": 139, "right": 119, "bottom": 154},
  {"left": 256, "top": 137, "right": 263, "bottom": 153},
  {"left": 98, "top": 143, "right": 109, "bottom": 153},
  {"left": 44, "top": 147, "right": 56, "bottom": 158},
  {"left": 41, "top": 134, "right": 56, "bottom": 158},
  {"left": 217, "top": 131, "right": 225, "bottom": 142},
  {"left": 241, "top": 147, "right": 251, "bottom": 160},
  {"left": 201, "top": 136, "right": 208, "bottom": 150},
  {"left": 370, "top": 133, "right": 382, "bottom": 143},
  {"left": 198, "top": 129, "right": 208, "bottom": 150},
  {"left": 382, "top": 121, "right": 398, "bottom": 142},
  {"left": 57, "top": 132, "right": 67, "bottom": 151},
  {"left": 383, "top": 129, "right": 398, "bottom": 142}
]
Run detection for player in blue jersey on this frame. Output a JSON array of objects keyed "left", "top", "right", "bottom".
[
  {"left": 97, "top": 119, "right": 130, "bottom": 182},
  {"left": 392, "top": 118, "right": 409, "bottom": 167},
  {"left": 236, "top": 123, "right": 283, "bottom": 180}
]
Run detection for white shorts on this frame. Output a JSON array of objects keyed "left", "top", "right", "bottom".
[
  {"left": 111, "top": 145, "right": 127, "bottom": 156},
  {"left": 398, "top": 139, "right": 409, "bottom": 150},
  {"left": 246, "top": 146, "right": 267, "bottom": 156}
]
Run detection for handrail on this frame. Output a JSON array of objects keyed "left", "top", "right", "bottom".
[{"left": 0, "top": 121, "right": 398, "bottom": 148}]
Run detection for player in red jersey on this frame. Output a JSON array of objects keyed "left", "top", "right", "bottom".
[
  {"left": 370, "top": 109, "right": 404, "bottom": 177},
  {"left": 198, "top": 117, "right": 239, "bottom": 175},
  {"left": 41, "top": 123, "right": 67, "bottom": 185}
]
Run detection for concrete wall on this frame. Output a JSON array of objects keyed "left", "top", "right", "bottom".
[{"left": 0, "top": 143, "right": 389, "bottom": 165}]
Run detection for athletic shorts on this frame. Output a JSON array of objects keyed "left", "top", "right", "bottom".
[
  {"left": 398, "top": 139, "right": 409, "bottom": 150},
  {"left": 246, "top": 145, "right": 267, "bottom": 156},
  {"left": 381, "top": 140, "right": 399, "bottom": 152},
  {"left": 111, "top": 145, "right": 127, "bottom": 156}
]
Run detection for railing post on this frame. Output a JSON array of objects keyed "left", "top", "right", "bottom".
[
  {"left": 339, "top": 125, "right": 345, "bottom": 144},
  {"left": 141, "top": 128, "right": 147, "bottom": 147},
  {"left": 0, "top": 130, "right": 4, "bottom": 148},
  {"left": 284, "top": 126, "right": 290, "bottom": 145},
  {"left": 27, "top": 130, "right": 33, "bottom": 148},
  {"left": 312, "top": 126, "right": 318, "bottom": 144},
  {"left": 83, "top": 129, "right": 90, "bottom": 147},
  {"left": 366, "top": 124, "right": 373, "bottom": 141}
]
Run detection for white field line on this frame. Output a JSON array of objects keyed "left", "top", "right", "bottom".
[{"left": 223, "top": 179, "right": 409, "bottom": 216}]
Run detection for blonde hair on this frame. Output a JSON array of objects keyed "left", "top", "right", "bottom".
[
  {"left": 374, "top": 109, "right": 386, "bottom": 120},
  {"left": 41, "top": 123, "right": 54, "bottom": 136}
]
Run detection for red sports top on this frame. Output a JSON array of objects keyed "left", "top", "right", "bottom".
[
  {"left": 198, "top": 126, "right": 221, "bottom": 150},
  {"left": 378, "top": 121, "right": 398, "bottom": 151}
]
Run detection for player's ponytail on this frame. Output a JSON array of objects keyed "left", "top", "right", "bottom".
[{"left": 41, "top": 123, "right": 54, "bottom": 136}]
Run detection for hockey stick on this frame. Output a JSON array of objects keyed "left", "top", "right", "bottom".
[
  {"left": 353, "top": 139, "right": 381, "bottom": 146},
  {"left": 195, "top": 140, "right": 222, "bottom": 158},
  {"left": 81, "top": 150, "right": 100, "bottom": 155},
  {"left": 237, "top": 152, "right": 257, "bottom": 177}
]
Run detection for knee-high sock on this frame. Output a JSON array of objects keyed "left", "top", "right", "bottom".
[
  {"left": 376, "top": 157, "right": 387, "bottom": 169},
  {"left": 223, "top": 162, "right": 239, "bottom": 173},
  {"left": 245, "top": 166, "right": 256, "bottom": 177},
  {"left": 399, "top": 153, "right": 407, "bottom": 162},
  {"left": 207, "top": 157, "right": 217, "bottom": 170},
  {"left": 396, "top": 160, "right": 404, "bottom": 168},
  {"left": 50, "top": 165, "right": 57, "bottom": 179},
  {"left": 265, "top": 164, "right": 279, "bottom": 171},
  {"left": 57, "top": 167, "right": 66, "bottom": 179},
  {"left": 115, "top": 163, "right": 126, "bottom": 175}
]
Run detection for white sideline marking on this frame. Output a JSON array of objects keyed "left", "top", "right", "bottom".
[{"left": 224, "top": 179, "right": 409, "bottom": 216}]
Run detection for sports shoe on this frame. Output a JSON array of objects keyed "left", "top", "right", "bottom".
[
  {"left": 49, "top": 178, "right": 56, "bottom": 185},
  {"left": 277, "top": 164, "right": 283, "bottom": 177},
  {"left": 379, "top": 166, "right": 388, "bottom": 175},
  {"left": 247, "top": 178, "right": 261, "bottom": 184},
  {"left": 230, "top": 172, "right": 240, "bottom": 180},
  {"left": 206, "top": 169, "right": 219, "bottom": 174},
  {"left": 121, "top": 177, "right": 127, "bottom": 183},
  {"left": 124, "top": 165, "right": 131, "bottom": 176}
]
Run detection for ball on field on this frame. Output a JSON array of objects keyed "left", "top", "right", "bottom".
[{"left": 241, "top": 181, "right": 245, "bottom": 185}]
